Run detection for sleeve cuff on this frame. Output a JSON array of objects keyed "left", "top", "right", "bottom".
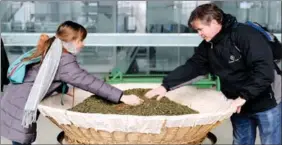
[
  {"left": 240, "top": 91, "right": 251, "bottom": 101},
  {"left": 117, "top": 92, "right": 123, "bottom": 103},
  {"left": 161, "top": 83, "right": 170, "bottom": 92}
]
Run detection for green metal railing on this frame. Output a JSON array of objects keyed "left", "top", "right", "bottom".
[{"left": 104, "top": 68, "right": 221, "bottom": 91}]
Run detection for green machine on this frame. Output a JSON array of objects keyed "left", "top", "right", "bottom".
[{"left": 104, "top": 68, "right": 221, "bottom": 91}]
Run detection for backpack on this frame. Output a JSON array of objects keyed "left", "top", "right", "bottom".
[
  {"left": 7, "top": 48, "right": 41, "bottom": 84},
  {"left": 231, "top": 21, "right": 282, "bottom": 75},
  {"left": 7, "top": 48, "right": 69, "bottom": 105},
  {"left": 231, "top": 21, "right": 281, "bottom": 104}
]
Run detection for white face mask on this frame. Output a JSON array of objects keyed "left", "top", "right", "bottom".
[{"left": 62, "top": 41, "right": 78, "bottom": 55}]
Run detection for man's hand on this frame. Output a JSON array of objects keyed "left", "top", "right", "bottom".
[
  {"left": 144, "top": 86, "right": 167, "bottom": 101},
  {"left": 120, "top": 95, "right": 144, "bottom": 106},
  {"left": 232, "top": 97, "right": 246, "bottom": 113}
]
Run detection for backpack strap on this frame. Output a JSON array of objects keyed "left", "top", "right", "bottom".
[
  {"left": 274, "top": 61, "right": 282, "bottom": 75},
  {"left": 230, "top": 22, "right": 282, "bottom": 76},
  {"left": 245, "top": 21, "right": 274, "bottom": 41}
]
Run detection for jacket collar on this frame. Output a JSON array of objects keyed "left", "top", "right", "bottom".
[{"left": 209, "top": 13, "right": 237, "bottom": 45}]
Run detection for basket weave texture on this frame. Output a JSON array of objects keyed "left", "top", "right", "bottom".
[{"left": 49, "top": 117, "right": 221, "bottom": 144}]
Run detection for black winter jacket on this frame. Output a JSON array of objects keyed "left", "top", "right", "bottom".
[{"left": 162, "top": 14, "right": 276, "bottom": 114}]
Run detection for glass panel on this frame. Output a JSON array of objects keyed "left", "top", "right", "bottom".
[
  {"left": 147, "top": 1, "right": 178, "bottom": 33},
  {"left": 116, "top": 46, "right": 195, "bottom": 74},
  {"left": 217, "top": 1, "right": 281, "bottom": 33},
  {"left": 77, "top": 46, "right": 116, "bottom": 74},
  {"left": 0, "top": 1, "right": 117, "bottom": 33},
  {"left": 117, "top": 1, "right": 146, "bottom": 33},
  {"left": 0, "top": 33, "right": 204, "bottom": 47},
  {"left": 77, "top": 46, "right": 114, "bottom": 65},
  {"left": 268, "top": 1, "right": 281, "bottom": 33},
  {"left": 95, "top": 1, "right": 116, "bottom": 33}
]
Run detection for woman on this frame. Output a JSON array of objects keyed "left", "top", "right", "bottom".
[{"left": 0, "top": 21, "right": 143, "bottom": 145}]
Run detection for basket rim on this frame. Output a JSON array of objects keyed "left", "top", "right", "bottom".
[
  {"left": 38, "top": 104, "right": 235, "bottom": 118},
  {"left": 38, "top": 102, "right": 232, "bottom": 133},
  {"left": 39, "top": 83, "right": 235, "bottom": 118}
]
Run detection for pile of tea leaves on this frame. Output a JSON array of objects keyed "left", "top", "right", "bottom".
[{"left": 69, "top": 88, "right": 199, "bottom": 115}]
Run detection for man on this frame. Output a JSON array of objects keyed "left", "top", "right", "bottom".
[
  {"left": 1, "top": 38, "right": 10, "bottom": 92},
  {"left": 145, "top": 3, "right": 281, "bottom": 145}
]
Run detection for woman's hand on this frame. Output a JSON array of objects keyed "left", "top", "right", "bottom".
[{"left": 120, "top": 94, "right": 144, "bottom": 106}]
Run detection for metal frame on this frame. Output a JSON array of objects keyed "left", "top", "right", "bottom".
[
  {"left": 1, "top": 32, "right": 281, "bottom": 47},
  {"left": 0, "top": 33, "right": 201, "bottom": 47},
  {"left": 1, "top": 0, "right": 218, "bottom": 1}
]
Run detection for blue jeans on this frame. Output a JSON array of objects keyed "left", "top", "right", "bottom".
[{"left": 231, "top": 103, "right": 281, "bottom": 145}]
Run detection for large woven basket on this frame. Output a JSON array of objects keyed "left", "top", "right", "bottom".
[{"left": 38, "top": 83, "right": 235, "bottom": 144}]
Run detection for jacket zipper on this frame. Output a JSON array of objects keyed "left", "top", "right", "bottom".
[
  {"left": 210, "top": 42, "right": 213, "bottom": 49},
  {"left": 269, "top": 92, "right": 273, "bottom": 99},
  {"left": 210, "top": 42, "right": 220, "bottom": 55}
]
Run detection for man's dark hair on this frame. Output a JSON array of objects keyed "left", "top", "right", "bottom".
[{"left": 188, "top": 3, "right": 224, "bottom": 28}]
